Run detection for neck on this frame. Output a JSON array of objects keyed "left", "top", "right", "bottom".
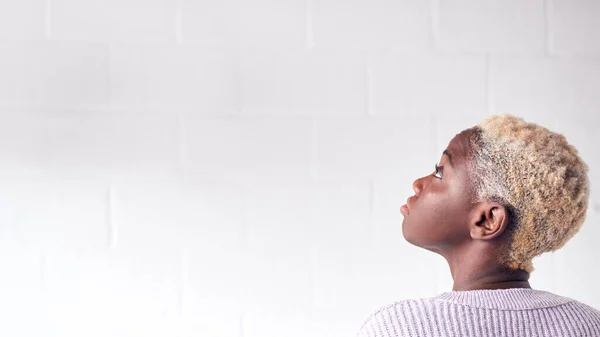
[
  {"left": 443, "top": 244, "right": 531, "bottom": 292},
  {"left": 452, "top": 271, "right": 531, "bottom": 292}
]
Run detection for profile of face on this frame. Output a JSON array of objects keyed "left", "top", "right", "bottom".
[{"left": 401, "top": 127, "right": 479, "bottom": 253}]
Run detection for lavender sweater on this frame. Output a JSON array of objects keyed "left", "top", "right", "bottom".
[{"left": 356, "top": 288, "right": 600, "bottom": 337}]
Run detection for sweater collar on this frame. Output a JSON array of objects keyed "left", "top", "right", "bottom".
[{"left": 433, "top": 288, "right": 574, "bottom": 310}]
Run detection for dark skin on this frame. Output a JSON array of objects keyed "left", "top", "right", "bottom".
[{"left": 401, "top": 127, "right": 531, "bottom": 292}]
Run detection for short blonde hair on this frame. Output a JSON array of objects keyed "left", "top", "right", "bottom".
[{"left": 466, "top": 114, "right": 589, "bottom": 273}]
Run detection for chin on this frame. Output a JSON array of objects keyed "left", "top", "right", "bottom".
[
  {"left": 401, "top": 218, "right": 413, "bottom": 241},
  {"left": 401, "top": 218, "right": 423, "bottom": 246}
]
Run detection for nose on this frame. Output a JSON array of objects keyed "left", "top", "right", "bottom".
[{"left": 412, "top": 175, "right": 426, "bottom": 197}]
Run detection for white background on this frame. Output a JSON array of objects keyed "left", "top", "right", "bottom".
[{"left": 0, "top": 0, "right": 599, "bottom": 336}]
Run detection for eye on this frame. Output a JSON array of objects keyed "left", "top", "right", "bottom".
[{"left": 434, "top": 164, "right": 443, "bottom": 179}]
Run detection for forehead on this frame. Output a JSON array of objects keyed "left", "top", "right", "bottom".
[{"left": 445, "top": 128, "right": 475, "bottom": 164}]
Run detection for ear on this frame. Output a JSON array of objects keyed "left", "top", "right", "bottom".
[{"left": 469, "top": 202, "right": 509, "bottom": 240}]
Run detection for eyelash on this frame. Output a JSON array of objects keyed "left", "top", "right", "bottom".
[{"left": 434, "top": 164, "right": 443, "bottom": 179}]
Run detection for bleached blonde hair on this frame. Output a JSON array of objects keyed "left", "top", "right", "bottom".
[{"left": 465, "top": 114, "right": 589, "bottom": 273}]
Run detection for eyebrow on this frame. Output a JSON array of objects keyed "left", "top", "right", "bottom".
[{"left": 443, "top": 150, "right": 454, "bottom": 168}]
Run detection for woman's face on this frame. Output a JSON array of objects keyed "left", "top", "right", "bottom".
[{"left": 401, "top": 128, "right": 478, "bottom": 253}]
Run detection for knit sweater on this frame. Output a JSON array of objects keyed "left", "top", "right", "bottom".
[{"left": 356, "top": 288, "right": 600, "bottom": 337}]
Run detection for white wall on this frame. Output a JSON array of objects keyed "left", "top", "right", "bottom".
[{"left": 0, "top": 0, "right": 599, "bottom": 336}]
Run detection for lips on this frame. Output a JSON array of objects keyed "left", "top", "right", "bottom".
[
  {"left": 401, "top": 196, "right": 417, "bottom": 216},
  {"left": 400, "top": 204, "right": 410, "bottom": 215},
  {"left": 406, "top": 196, "right": 416, "bottom": 210}
]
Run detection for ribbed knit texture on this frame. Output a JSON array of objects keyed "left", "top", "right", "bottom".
[{"left": 356, "top": 288, "right": 600, "bottom": 337}]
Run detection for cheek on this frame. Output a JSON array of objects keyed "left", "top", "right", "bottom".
[
  {"left": 402, "top": 195, "right": 466, "bottom": 246},
  {"left": 411, "top": 191, "right": 464, "bottom": 227},
  {"left": 402, "top": 181, "right": 474, "bottom": 246}
]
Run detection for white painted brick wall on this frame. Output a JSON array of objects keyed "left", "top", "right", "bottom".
[
  {"left": 436, "top": 0, "right": 546, "bottom": 54},
  {"left": 0, "top": 0, "right": 598, "bottom": 336},
  {"left": 109, "top": 46, "right": 238, "bottom": 112},
  {"left": 0, "top": 42, "right": 109, "bottom": 109},
  {"left": 549, "top": 0, "right": 600, "bottom": 55},
  {"left": 181, "top": 0, "right": 306, "bottom": 48},
  {"left": 310, "top": 0, "right": 432, "bottom": 50},
  {"left": 368, "top": 52, "right": 487, "bottom": 116},
  {"left": 239, "top": 50, "right": 366, "bottom": 115},
  {"left": 0, "top": 0, "right": 45, "bottom": 41},
  {"left": 49, "top": 0, "right": 177, "bottom": 43}
]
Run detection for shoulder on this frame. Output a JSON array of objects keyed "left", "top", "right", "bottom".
[
  {"left": 356, "top": 298, "right": 438, "bottom": 337},
  {"left": 569, "top": 299, "right": 600, "bottom": 316},
  {"left": 543, "top": 292, "right": 600, "bottom": 318}
]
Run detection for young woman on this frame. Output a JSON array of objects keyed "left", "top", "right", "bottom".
[{"left": 357, "top": 114, "right": 600, "bottom": 336}]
